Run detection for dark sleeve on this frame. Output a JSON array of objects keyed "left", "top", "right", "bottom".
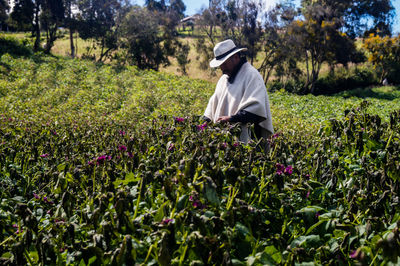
[
  {"left": 229, "top": 110, "right": 265, "bottom": 124},
  {"left": 202, "top": 116, "right": 211, "bottom": 122}
]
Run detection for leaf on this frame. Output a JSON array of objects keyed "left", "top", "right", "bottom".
[
  {"left": 176, "top": 195, "right": 188, "bottom": 211},
  {"left": 113, "top": 172, "right": 140, "bottom": 187},
  {"left": 305, "top": 220, "right": 326, "bottom": 235},
  {"left": 290, "top": 235, "right": 321, "bottom": 249},
  {"left": 57, "top": 163, "right": 67, "bottom": 172},
  {"left": 88, "top": 256, "right": 97, "bottom": 265},
  {"left": 263, "top": 245, "right": 282, "bottom": 264},
  {"left": 235, "top": 222, "right": 251, "bottom": 237},
  {"left": 154, "top": 201, "right": 169, "bottom": 223},
  {"left": 204, "top": 177, "right": 220, "bottom": 206}
]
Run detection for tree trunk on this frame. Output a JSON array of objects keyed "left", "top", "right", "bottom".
[
  {"left": 33, "top": 4, "right": 41, "bottom": 51},
  {"left": 69, "top": 28, "right": 75, "bottom": 58},
  {"left": 44, "top": 25, "right": 57, "bottom": 54},
  {"left": 68, "top": 2, "right": 75, "bottom": 58},
  {"left": 75, "top": 31, "right": 78, "bottom": 56}
]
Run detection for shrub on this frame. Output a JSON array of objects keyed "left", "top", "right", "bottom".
[
  {"left": 0, "top": 35, "right": 33, "bottom": 57},
  {"left": 312, "top": 65, "right": 378, "bottom": 95},
  {"left": 363, "top": 34, "right": 400, "bottom": 84},
  {"left": 267, "top": 79, "right": 305, "bottom": 94}
]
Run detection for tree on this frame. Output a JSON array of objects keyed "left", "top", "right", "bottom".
[
  {"left": 239, "top": 0, "right": 263, "bottom": 64},
  {"left": 288, "top": 3, "right": 361, "bottom": 93},
  {"left": 363, "top": 34, "right": 400, "bottom": 83},
  {"left": 64, "top": 0, "right": 78, "bottom": 57},
  {"left": 10, "top": 0, "right": 43, "bottom": 51},
  {"left": 32, "top": 0, "right": 41, "bottom": 51},
  {"left": 9, "top": 0, "right": 34, "bottom": 31},
  {"left": 0, "top": 0, "right": 9, "bottom": 30},
  {"left": 170, "top": 0, "right": 185, "bottom": 20},
  {"left": 120, "top": 6, "right": 169, "bottom": 70},
  {"left": 176, "top": 41, "right": 191, "bottom": 75},
  {"left": 259, "top": 3, "right": 302, "bottom": 85},
  {"left": 145, "top": 0, "right": 166, "bottom": 12},
  {"left": 300, "top": 0, "right": 395, "bottom": 37},
  {"left": 41, "top": 0, "right": 65, "bottom": 54},
  {"left": 77, "top": 0, "right": 126, "bottom": 62}
]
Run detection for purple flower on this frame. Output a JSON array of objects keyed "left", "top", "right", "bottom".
[
  {"left": 284, "top": 165, "right": 293, "bottom": 175},
  {"left": 43, "top": 196, "right": 54, "bottom": 204},
  {"left": 315, "top": 212, "right": 320, "bottom": 218},
  {"left": 350, "top": 250, "right": 357, "bottom": 259},
  {"left": 162, "top": 218, "right": 174, "bottom": 225},
  {"left": 12, "top": 224, "right": 18, "bottom": 228},
  {"left": 118, "top": 145, "right": 127, "bottom": 152},
  {"left": 33, "top": 193, "right": 40, "bottom": 199},
  {"left": 192, "top": 199, "right": 206, "bottom": 209},
  {"left": 197, "top": 122, "right": 207, "bottom": 131},
  {"left": 55, "top": 219, "right": 65, "bottom": 225},
  {"left": 96, "top": 155, "right": 110, "bottom": 165},
  {"left": 272, "top": 133, "right": 281, "bottom": 139},
  {"left": 306, "top": 190, "right": 310, "bottom": 198},
  {"left": 193, "top": 201, "right": 202, "bottom": 208},
  {"left": 175, "top": 117, "right": 185, "bottom": 123},
  {"left": 276, "top": 163, "right": 285, "bottom": 175},
  {"left": 40, "top": 154, "right": 49, "bottom": 158},
  {"left": 119, "top": 130, "right": 126, "bottom": 136},
  {"left": 168, "top": 143, "right": 175, "bottom": 151},
  {"left": 233, "top": 142, "right": 240, "bottom": 147}
]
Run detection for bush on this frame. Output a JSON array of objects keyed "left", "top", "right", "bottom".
[
  {"left": 312, "top": 65, "right": 378, "bottom": 95},
  {"left": 267, "top": 79, "right": 305, "bottom": 94},
  {"left": 385, "top": 64, "right": 400, "bottom": 84},
  {"left": 0, "top": 35, "right": 33, "bottom": 57}
]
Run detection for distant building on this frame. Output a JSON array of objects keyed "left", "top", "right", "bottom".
[
  {"left": 180, "top": 15, "right": 200, "bottom": 24},
  {"left": 180, "top": 15, "right": 200, "bottom": 32}
]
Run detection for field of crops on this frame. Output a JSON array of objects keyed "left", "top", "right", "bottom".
[{"left": 1, "top": 53, "right": 400, "bottom": 265}]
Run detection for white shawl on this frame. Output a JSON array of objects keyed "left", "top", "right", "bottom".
[{"left": 204, "top": 62, "right": 274, "bottom": 142}]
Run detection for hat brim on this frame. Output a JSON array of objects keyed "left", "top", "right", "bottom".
[{"left": 209, "top": 48, "right": 247, "bottom": 68}]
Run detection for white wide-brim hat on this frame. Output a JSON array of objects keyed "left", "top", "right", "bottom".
[{"left": 209, "top": 39, "right": 247, "bottom": 68}]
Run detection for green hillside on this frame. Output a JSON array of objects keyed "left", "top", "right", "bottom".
[
  {"left": 1, "top": 53, "right": 399, "bottom": 132},
  {"left": 1, "top": 53, "right": 400, "bottom": 265}
]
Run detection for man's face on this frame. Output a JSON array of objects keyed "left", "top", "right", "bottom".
[{"left": 220, "top": 54, "right": 240, "bottom": 76}]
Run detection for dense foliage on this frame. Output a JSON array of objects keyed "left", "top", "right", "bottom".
[
  {"left": 363, "top": 33, "right": 400, "bottom": 84},
  {"left": 0, "top": 54, "right": 400, "bottom": 264}
]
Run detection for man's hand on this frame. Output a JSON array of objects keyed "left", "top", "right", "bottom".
[{"left": 217, "top": 116, "right": 231, "bottom": 123}]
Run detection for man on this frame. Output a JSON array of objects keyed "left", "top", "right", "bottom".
[{"left": 204, "top": 39, "right": 274, "bottom": 143}]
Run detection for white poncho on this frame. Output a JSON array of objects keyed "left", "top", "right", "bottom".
[{"left": 204, "top": 62, "right": 274, "bottom": 143}]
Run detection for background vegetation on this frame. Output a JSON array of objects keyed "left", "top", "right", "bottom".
[{"left": 1, "top": 0, "right": 399, "bottom": 94}]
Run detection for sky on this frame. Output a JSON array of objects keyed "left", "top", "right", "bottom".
[{"left": 132, "top": 0, "right": 400, "bottom": 34}]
